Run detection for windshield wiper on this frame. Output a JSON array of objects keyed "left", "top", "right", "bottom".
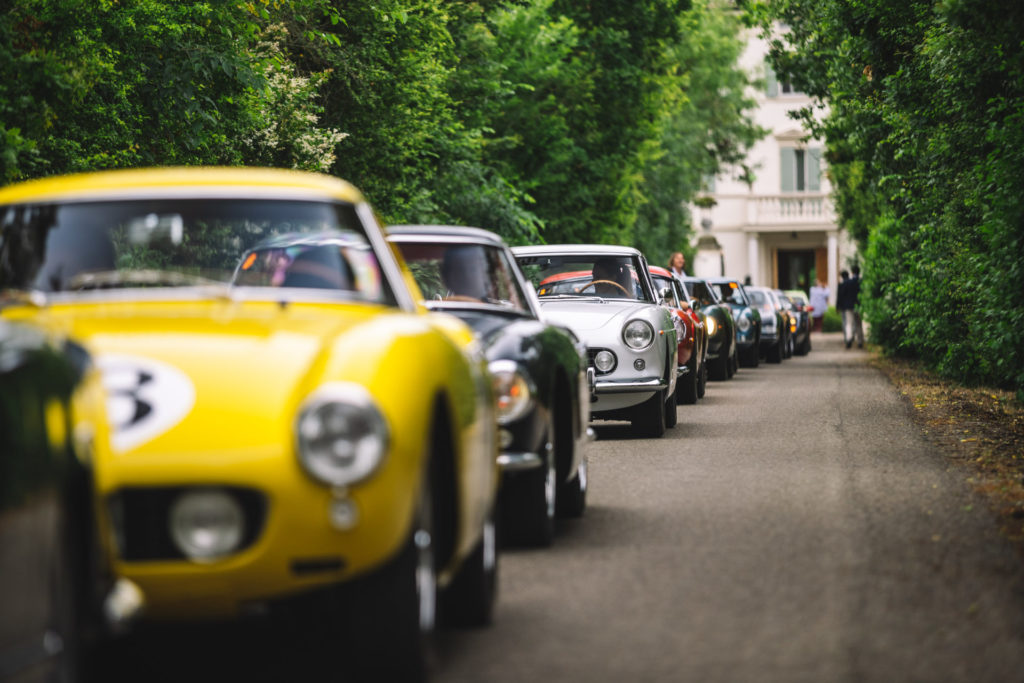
[{"left": 67, "top": 270, "right": 223, "bottom": 291}]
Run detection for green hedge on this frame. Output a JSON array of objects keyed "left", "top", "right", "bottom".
[{"left": 822, "top": 306, "right": 842, "bottom": 333}]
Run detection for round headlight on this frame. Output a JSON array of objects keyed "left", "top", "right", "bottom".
[
  {"left": 737, "top": 315, "right": 751, "bottom": 332},
  {"left": 623, "top": 320, "right": 655, "bottom": 350},
  {"left": 594, "top": 350, "right": 616, "bottom": 373},
  {"left": 296, "top": 384, "right": 389, "bottom": 487},
  {"left": 489, "top": 360, "right": 534, "bottom": 425},
  {"left": 706, "top": 316, "right": 718, "bottom": 337},
  {"left": 169, "top": 489, "right": 244, "bottom": 562}
]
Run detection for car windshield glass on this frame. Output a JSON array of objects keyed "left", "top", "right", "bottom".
[
  {"left": 0, "top": 199, "right": 394, "bottom": 305},
  {"left": 687, "top": 280, "right": 717, "bottom": 307},
  {"left": 747, "top": 289, "right": 767, "bottom": 306},
  {"left": 394, "top": 241, "right": 531, "bottom": 313},
  {"left": 516, "top": 253, "right": 651, "bottom": 302}
]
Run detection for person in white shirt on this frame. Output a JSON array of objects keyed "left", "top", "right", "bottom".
[{"left": 809, "top": 278, "right": 829, "bottom": 332}]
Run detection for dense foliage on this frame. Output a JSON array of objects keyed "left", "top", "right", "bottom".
[
  {"left": 0, "top": 0, "right": 761, "bottom": 263},
  {"left": 758, "top": 0, "right": 1024, "bottom": 395}
]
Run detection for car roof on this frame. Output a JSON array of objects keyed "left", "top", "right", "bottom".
[
  {"left": 0, "top": 167, "right": 366, "bottom": 205},
  {"left": 512, "top": 244, "right": 643, "bottom": 257},
  {"left": 648, "top": 265, "right": 673, "bottom": 278},
  {"left": 386, "top": 224, "right": 506, "bottom": 247}
]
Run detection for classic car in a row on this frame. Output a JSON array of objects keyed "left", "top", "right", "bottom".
[
  {"left": 679, "top": 275, "right": 737, "bottom": 381},
  {"left": 513, "top": 245, "right": 679, "bottom": 438},
  {"left": 648, "top": 266, "right": 707, "bottom": 404},
  {"left": 0, "top": 321, "right": 112, "bottom": 683},
  {"left": 708, "top": 277, "right": 762, "bottom": 368},
  {"left": 0, "top": 167, "right": 502, "bottom": 679},
  {"left": 745, "top": 285, "right": 791, "bottom": 363},
  {"left": 388, "top": 226, "right": 591, "bottom": 547},
  {"left": 782, "top": 288, "right": 813, "bottom": 356}
]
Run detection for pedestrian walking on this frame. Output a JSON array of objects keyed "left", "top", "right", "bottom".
[
  {"left": 668, "top": 252, "right": 687, "bottom": 279},
  {"left": 836, "top": 266, "right": 864, "bottom": 349},
  {"left": 808, "top": 278, "right": 829, "bottom": 333}
]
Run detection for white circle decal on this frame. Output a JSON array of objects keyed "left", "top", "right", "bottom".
[{"left": 97, "top": 353, "right": 196, "bottom": 453}]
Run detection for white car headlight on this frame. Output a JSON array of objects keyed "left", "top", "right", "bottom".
[
  {"left": 296, "top": 383, "right": 389, "bottom": 487},
  {"left": 706, "top": 316, "right": 718, "bottom": 336},
  {"left": 623, "top": 320, "right": 655, "bottom": 350},
  {"left": 737, "top": 315, "right": 751, "bottom": 332},
  {"left": 169, "top": 489, "right": 244, "bottom": 562},
  {"left": 594, "top": 350, "right": 616, "bottom": 373},
  {"left": 489, "top": 360, "right": 534, "bottom": 425}
]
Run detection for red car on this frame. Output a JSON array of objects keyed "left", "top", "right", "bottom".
[{"left": 649, "top": 266, "right": 707, "bottom": 405}]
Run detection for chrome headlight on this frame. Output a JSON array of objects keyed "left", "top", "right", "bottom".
[
  {"left": 705, "top": 316, "right": 718, "bottom": 337},
  {"left": 593, "top": 350, "right": 616, "bottom": 374},
  {"left": 737, "top": 315, "right": 751, "bottom": 332},
  {"left": 169, "top": 489, "right": 244, "bottom": 562},
  {"left": 489, "top": 360, "right": 534, "bottom": 425},
  {"left": 623, "top": 320, "right": 655, "bottom": 350},
  {"left": 296, "top": 383, "right": 389, "bottom": 487}
]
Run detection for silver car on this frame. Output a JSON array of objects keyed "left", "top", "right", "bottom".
[{"left": 513, "top": 245, "right": 678, "bottom": 438}]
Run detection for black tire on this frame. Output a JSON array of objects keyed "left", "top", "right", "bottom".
[
  {"left": 441, "top": 507, "right": 498, "bottom": 628},
  {"left": 557, "top": 456, "right": 587, "bottom": 519},
  {"left": 767, "top": 340, "right": 782, "bottom": 364},
  {"left": 797, "top": 334, "right": 811, "bottom": 355},
  {"left": 664, "top": 384, "right": 678, "bottom": 428},
  {"left": 740, "top": 343, "right": 759, "bottom": 368},
  {"left": 631, "top": 389, "right": 666, "bottom": 438},
  {"left": 676, "top": 361, "right": 698, "bottom": 405},
  {"left": 726, "top": 345, "right": 737, "bottom": 378},
  {"left": 708, "top": 353, "right": 729, "bottom": 381},
  {"left": 503, "top": 412, "right": 557, "bottom": 547},
  {"left": 343, "top": 473, "right": 437, "bottom": 682},
  {"left": 696, "top": 362, "right": 707, "bottom": 398}
]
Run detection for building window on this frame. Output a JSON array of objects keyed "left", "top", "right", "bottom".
[
  {"left": 765, "top": 62, "right": 802, "bottom": 97},
  {"left": 780, "top": 147, "right": 821, "bottom": 192}
]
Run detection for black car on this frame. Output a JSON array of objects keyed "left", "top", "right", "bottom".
[
  {"left": 707, "top": 278, "right": 762, "bottom": 368},
  {"left": 0, "top": 321, "right": 112, "bottom": 683},
  {"left": 388, "top": 226, "right": 591, "bottom": 547},
  {"left": 680, "top": 276, "right": 738, "bottom": 381}
]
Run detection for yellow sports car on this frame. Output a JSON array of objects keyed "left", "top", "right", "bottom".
[{"left": 0, "top": 167, "right": 500, "bottom": 679}]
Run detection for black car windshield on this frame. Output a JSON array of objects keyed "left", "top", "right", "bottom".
[
  {"left": 0, "top": 199, "right": 394, "bottom": 305},
  {"left": 516, "top": 253, "right": 652, "bottom": 302},
  {"left": 394, "top": 241, "right": 532, "bottom": 314}
]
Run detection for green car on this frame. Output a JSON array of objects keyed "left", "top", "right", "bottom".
[{"left": 680, "top": 276, "right": 737, "bottom": 381}]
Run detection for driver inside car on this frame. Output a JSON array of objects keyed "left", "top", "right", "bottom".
[{"left": 590, "top": 257, "right": 635, "bottom": 298}]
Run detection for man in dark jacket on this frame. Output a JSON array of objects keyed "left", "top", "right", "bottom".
[{"left": 836, "top": 266, "right": 864, "bottom": 349}]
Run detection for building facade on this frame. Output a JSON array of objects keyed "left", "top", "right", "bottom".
[{"left": 690, "top": 25, "right": 857, "bottom": 304}]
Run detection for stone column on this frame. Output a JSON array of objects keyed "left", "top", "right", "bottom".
[
  {"left": 747, "top": 233, "right": 760, "bottom": 285},
  {"left": 827, "top": 231, "right": 838, "bottom": 306}
]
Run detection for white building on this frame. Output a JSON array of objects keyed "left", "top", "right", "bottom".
[{"left": 690, "top": 25, "right": 857, "bottom": 303}]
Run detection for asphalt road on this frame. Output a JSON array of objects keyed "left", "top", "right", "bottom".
[{"left": 433, "top": 332, "right": 1024, "bottom": 683}]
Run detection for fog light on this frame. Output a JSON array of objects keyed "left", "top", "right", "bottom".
[
  {"left": 329, "top": 497, "right": 360, "bottom": 531},
  {"left": 499, "top": 428, "right": 514, "bottom": 449},
  {"left": 594, "top": 350, "right": 616, "bottom": 373},
  {"left": 634, "top": 358, "right": 646, "bottom": 371},
  {"left": 169, "top": 489, "right": 244, "bottom": 562}
]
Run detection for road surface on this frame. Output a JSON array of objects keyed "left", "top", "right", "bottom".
[{"left": 434, "top": 332, "right": 1024, "bottom": 683}]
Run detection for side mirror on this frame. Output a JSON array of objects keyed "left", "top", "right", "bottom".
[
  {"left": 689, "top": 298, "right": 700, "bottom": 310},
  {"left": 658, "top": 286, "right": 672, "bottom": 305}
]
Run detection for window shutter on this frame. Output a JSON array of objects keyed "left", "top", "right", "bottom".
[
  {"left": 780, "top": 148, "right": 795, "bottom": 192},
  {"left": 765, "top": 63, "right": 778, "bottom": 97},
  {"left": 808, "top": 148, "right": 822, "bottom": 191}
]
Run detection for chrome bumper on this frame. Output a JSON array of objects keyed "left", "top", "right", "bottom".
[
  {"left": 497, "top": 451, "right": 543, "bottom": 472},
  {"left": 594, "top": 377, "right": 670, "bottom": 394}
]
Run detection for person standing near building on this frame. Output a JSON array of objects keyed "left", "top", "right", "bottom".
[
  {"left": 836, "top": 267, "right": 864, "bottom": 349},
  {"left": 808, "top": 277, "right": 829, "bottom": 333},
  {"left": 668, "top": 252, "right": 687, "bottom": 279}
]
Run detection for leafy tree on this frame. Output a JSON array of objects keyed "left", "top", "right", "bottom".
[{"left": 761, "top": 0, "right": 1024, "bottom": 395}]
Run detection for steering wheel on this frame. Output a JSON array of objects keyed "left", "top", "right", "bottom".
[{"left": 579, "top": 279, "right": 631, "bottom": 296}]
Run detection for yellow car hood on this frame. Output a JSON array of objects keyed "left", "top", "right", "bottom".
[{"left": 4, "top": 298, "right": 410, "bottom": 460}]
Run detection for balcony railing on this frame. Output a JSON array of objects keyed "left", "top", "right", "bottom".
[
  {"left": 697, "top": 193, "right": 836, "bottom": 229},
  {"left": 748, "top": 194, "right": 835, "bottom": 224}
]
